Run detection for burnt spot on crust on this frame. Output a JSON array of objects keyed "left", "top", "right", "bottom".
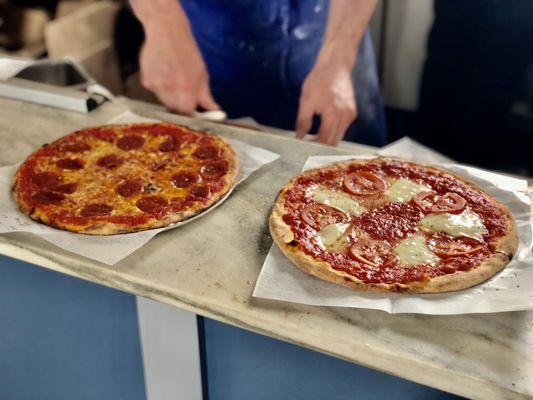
[
  {"left": 288, "top": 240, "right": 298, "bottom": 247},
  {"left": 391, "top": 283, "right": 409, "bottom": 293},
  {"left": 495, "top": 250, "right": 513, "bottom": 259}
]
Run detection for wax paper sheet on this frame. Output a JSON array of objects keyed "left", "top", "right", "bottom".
[
  {"left": 0, "top": 111, "right": 280, "bottom": 265},
  {"left": 253, "top": 138, "right": 533, "bottom": 314}
]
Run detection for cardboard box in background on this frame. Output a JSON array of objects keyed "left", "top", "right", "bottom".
[
  {"left": 55, "top": 0, "right": 97, "bottom": 19},
  {"left": 0, "top": 5, "right": 49, "bottom": 58},
  {"left": 44, "top": 1, "right": 123, "bottom": 94}
]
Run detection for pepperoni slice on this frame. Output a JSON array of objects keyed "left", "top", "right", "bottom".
[
  {"left": 301, "top": 204, "right": 348, "bottom": 231},
  {"left": 169, "top": 197, "right": 185, "bottom": 212},
  {"left": 59, "top": 141, "right": 90, "bottom": 153},
  {"left": 413, "top": 191, "right": 466, "bottom": 214},
  {"left": 428, "top": 234, "right": 485, "bottom": 257},
  {"left": 343, "top": 171, "right": 388, "bottom": 195},
  {"left": 56, "top": 158, "right": 83, "bottom": 170},
  {"left": 189, "top": 185, "right": 211, "bottom": 200},
  {"left": 32, "top": 191, "right": 65, "bottom": 205},
  {"left": 117, "top": 135, "right": 145, "bottom": 150},
  {"left": 52, "top": 183, "right": 77, "bottom": 194},
  {"left": 86, "top": 127, "right": 115, "bottom": 142},
  {"left": 201, "top": 160, "right": 229, "bottom": 179},
  {"left": 159, "top": 136, "right": 181, "bottom": 152},
  {"left": 193, "top": 145, "right": 221, "bottom": 160},
  {"left": 153, "top": 124, "right": 198, "bottom": 143},
  {"left": 31, "top": 172, "right": 61, "bottom": 189},
  {"left": 81, "top": 203, "right": 114, "bottom": 217},
  {"left": 349, "top": 238, "right": 394, "bottom": 267},
  {"left": 152, "top": 124, "right": 180, "bottom": 136},
  {"left": 97, "top": 154, "right": 124, "bottom": 169},
  {"left": 136, "top": 196, "right": 169, "bottom": 217},
  {"left": 172, "top": 171, "right": 201, "bottom": 188},
  {"left": 117, "top": 179, "right": 143, "bottom": 197}
]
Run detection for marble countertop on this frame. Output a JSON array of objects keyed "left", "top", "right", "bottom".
[{"left": 0, "top": 97, "right": 531, "bottom": 400}]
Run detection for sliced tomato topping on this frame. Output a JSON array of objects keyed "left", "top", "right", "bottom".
[
  {"left": 412, "top": 191, "right": 435, "bottom": 211},
  {"left": 413, "top": 191, "right": 466, "bottom": 214},
  {"left": 428, "top": 234, "right": 485, "bottom": 257},
  {"left": 301, "top": 204, "right": 348, "bottom": 230},
  {"left": 349, "top": 238, "right": 393, "bottom": 267},
  {"left": 343, "top": 171, "right": 388, "bottom": 196}
]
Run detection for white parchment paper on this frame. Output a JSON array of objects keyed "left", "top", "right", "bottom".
[
  {"left": 253, "top": 138, "right": 533, "bottom": 314},
  {"left": 0, "top": 111, "right": 279, "bottom": 265}
]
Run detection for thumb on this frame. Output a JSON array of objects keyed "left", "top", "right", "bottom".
[{"left": 198, "top": 84, "right": 220, "bottom": 111}]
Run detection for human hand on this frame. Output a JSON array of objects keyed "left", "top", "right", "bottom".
[
  {"left": 139, "top": 24, "right": 219, "bottom": 115},
  {"left": 296, "top": 60, "right": 357, "bottom": 146}
]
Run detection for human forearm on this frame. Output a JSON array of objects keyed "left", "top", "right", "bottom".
[
  {"left": 296, "top": 0, "right": 377, "bottom": 145},
  {"left": 130, "top": 0, "right": 192, "bottom": 40},
  {"left": 317, "top": 0, "right": 378, "bottom": 68}
]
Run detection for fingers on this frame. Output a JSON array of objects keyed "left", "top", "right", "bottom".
[
  {"left": 158, "top": 91, "right": 196, "bottom": 115},
  {"left": 330, "top": 105, "right": 358, "bottom": 146},
  {"left": 296, "top": 102, "right": 314, "bottom": 139},
  {"left": 315, "top": 112, "right": 338, "bottom": 145},
  {"left": 152, "top": 84, "right": 219, "bottom": 116},
  {"left": 314, "top": 102, "right": 358, "bottom": 146}
]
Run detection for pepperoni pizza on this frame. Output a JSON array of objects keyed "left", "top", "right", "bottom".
[
  {"left": 13, "top": 123, "right": 239, "bottom": 235},
  {"left": 270, "top": 158, "right": 518, "bottom": 293}
]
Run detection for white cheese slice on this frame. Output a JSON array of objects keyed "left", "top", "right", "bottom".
[
  {"left": 312, "top": 187, "right": 366, "bottom": 215},
  {"left": 316, "top": 223, "right": 349, "bottom": 249},
  {"left": 386, "top": 178, "right": 430, "bottom": 202},
  {"left": 419, "top": 210, "right": 487, "bottom": 239},
  {"left": 393, "top": 236, "right": 438, "bottom": 266}
]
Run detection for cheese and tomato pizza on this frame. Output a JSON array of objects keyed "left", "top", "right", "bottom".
[
  {"left": 270, "top": 158, "right": 518, "bottom": 293},
  {"left": 13, "top": 122, "right": 239, "bottom": 235}
]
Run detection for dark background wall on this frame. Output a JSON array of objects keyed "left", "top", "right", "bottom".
[{"left": 386, "top": 0, "right": 533, "bottom": 175}]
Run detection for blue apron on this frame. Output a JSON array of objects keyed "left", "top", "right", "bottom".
[{"left": 181, "top": 0, "right": 387, "bottom": 146}]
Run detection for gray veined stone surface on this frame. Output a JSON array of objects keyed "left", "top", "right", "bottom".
[{"left": 0, "top": 97, "right": 532, "bottom": 400}]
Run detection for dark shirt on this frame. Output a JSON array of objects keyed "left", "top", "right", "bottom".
[{"left": 181, "top": 0, "right": 387, "bottom": 146}]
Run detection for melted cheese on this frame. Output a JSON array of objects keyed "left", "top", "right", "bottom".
[
  {"left": 386, "top": 179, "right": 430, "bottom": 202},
  {"left": 312, "top": 188, "right": 366, "bottom": 215},
  {"left": 316, "top": 223, "right": 349, "bottom": 248},
  {"left": 419, "top": 210, "right": 487, "bottom": 239},
  {"left": 393, "top": 236, "right": 437, "bottom": 266}
]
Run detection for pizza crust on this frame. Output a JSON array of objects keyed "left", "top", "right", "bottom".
[
  {"left": 13, "top": 124, "right": 239, "bottom": 235},
  {"left": 269, "top": 157, "right": 519, "bottom": 294}
]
